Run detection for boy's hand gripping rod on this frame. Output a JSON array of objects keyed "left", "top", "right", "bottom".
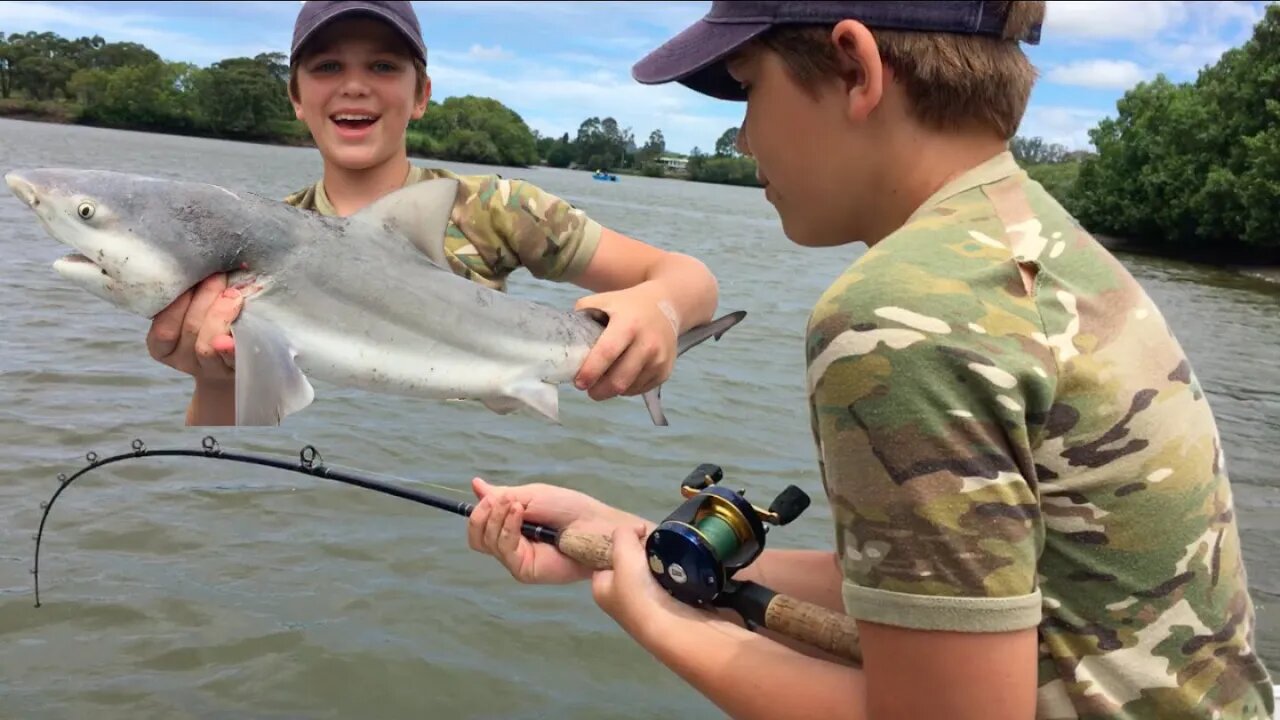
[{"left": 31, "top": 437, "right": 862, "bottom": 664}]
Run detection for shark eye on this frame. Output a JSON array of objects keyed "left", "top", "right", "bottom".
[{"left": 76, "top": 201, "right": 95, "bottom": 220}]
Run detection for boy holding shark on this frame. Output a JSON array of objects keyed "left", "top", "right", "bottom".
[
  {"left": 468, "top": 1, "right": 1274, "bottom": 719},
  {"left": 145, "top": 0, "right": 722, "bottom": 426}
]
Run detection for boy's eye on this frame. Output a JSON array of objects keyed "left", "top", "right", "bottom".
[
  {"left": 373, "top": 61, "right": 398, "bottom": 73},
  {"left": 313, "top": 61, "right": 340, "bottom": 73}
]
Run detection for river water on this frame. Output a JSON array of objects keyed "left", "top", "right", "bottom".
[{"left": 1, "top": 118, "right": 1277, "bottom": 719}]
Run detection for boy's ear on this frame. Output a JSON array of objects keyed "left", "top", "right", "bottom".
[
  {"left": 412, "top": 74, "right": 432, "bottom": 120},
  {"left": 830, "top": 20, "right": 884, "bottom": 124}
]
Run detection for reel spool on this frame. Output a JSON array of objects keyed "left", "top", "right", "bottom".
[{"left": 645, "top": 464, "right": 811, "bottom": 608}]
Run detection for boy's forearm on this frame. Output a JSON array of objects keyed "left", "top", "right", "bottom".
[
  {"left": 628, "top": 608, "right": 866, "bottom": 720},
  {"left": 643, "top": 252, "right": 719, "bottom": 331},
  {"left": 186, "top": 379, "right": 236, "bottom": 426}
]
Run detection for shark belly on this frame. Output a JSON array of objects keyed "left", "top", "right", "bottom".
[{"left": 235, "top": 294, "right": 595, "bottom": 425}]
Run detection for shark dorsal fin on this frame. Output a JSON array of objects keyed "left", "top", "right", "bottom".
[{"left": 351, "top": 176, "right": 461, "bottom": 268}]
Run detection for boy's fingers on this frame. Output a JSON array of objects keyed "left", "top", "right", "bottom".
[
  {"left": 497, "top": 503, "right": 523, "bottom": 564},
  {"left": 180, "top": 278, "right": 225, "bottom": 355},
  {"left": 211, "top": 335, "right": 236, "bottom": 368},
  {"left": 591, "top": 340, "right": 648, "bottom": 401},
  {"left": 576, "top": 324, "right": 633, "bottom": 392},
  {"left": 467, "top": 496, "right": 494, "bottom": 552},
  {"left": 196, "top": 289, "right": 242, "bottom": 373},
  {"left": 146, "top": 290, "right": 193, "bottom": 360},
  {"left": 483, "top": 496, "right": 512, "bottom": 552},
  {"left": 575, "top": 339, "right": 623, "bottom": 391},
  {"left": 624, "top": 366, "right": 663, "bottom": 398}
]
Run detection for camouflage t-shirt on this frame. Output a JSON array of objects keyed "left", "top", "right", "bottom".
[
  {"left": 284, "top": 164, "right": 604, "bottom": 290},
  {"left": 806, "top": 151, "right": 1273, "bottom": 718}
]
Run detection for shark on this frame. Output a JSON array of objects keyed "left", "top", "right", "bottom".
[{"left": 4, "top": 168, "right": 745, "bottom": 427}]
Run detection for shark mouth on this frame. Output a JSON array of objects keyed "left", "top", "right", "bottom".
[
  {"left": 59, "top": 252, "right": 107, "bottom": 273},
  {"left": 52, "top": 251, "right": 113, "bottom": 282}
]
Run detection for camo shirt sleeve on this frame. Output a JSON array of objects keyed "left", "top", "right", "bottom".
[
  {"left": 443, "top": 171, "right": 604, "bottom": 285},
  {"left": 807, "top": 213, "right": 1057, "bottom": 634}
]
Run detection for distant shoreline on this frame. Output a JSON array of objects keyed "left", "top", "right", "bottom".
[
  {"left": 3, "top": 109, "right": 1276, "bottom": 284},
  {"left": 1094, "top": 234, "right": 1280, "bottom": 282},
  {"left": 0, "top": 105, "right": 714, "bottom": 181}
]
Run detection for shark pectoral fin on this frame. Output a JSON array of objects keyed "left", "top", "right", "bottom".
[
  {"left": 351, "top": 176, "right": 461, "bottom": 269},
  {"left": 482, "top": 380, "right": 560, "bottom": 424},
  {"left": 230, "top": 313, "right": 316, "bottom": 426}
]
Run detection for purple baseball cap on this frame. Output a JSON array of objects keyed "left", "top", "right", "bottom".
[
  {"left": 632, "top": 1, "right": 1043, "bottom": 101},
  {"left": 291, "top": 1, "right": 428, "bottom": 65}
]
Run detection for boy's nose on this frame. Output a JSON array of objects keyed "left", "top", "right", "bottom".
[{"left": 339, "top": 73, "right": 372, "bottom": 96}]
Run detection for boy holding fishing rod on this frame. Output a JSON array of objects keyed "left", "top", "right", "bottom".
[
  {"left": 468, "top": 1, "right": 1275, "bottom": 718},
  {"left": 145, "top": 0, "right": 722, "bottom": 426}
]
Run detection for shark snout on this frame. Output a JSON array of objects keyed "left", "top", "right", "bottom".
[{"left": 5, "top": 172, "right": 38, "bottom": 208}]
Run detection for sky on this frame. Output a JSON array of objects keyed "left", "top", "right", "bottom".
[{"left": 0, "top": 0, "right": 1273, "bottom": 155}]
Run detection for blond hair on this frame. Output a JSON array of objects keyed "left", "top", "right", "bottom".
[{"left": 755, "top": 1, "right": 1044, "bottom": 139}]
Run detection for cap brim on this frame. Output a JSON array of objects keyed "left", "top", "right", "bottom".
[
  {"left": 632, "top": 19, "right": 770, "bottom": 101},
  {"left": 294, "top": 4, "right": 426, "bottom": 64}
]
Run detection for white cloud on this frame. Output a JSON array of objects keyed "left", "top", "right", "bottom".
[
  {"left": 467, "top": 44, "right": 511, "bottom": 61},
  {"left": 418, "top": 1, "right": 707, "bottom": 34},
  {"left": 1046, "top": 59, "right": 1150, "bottom": 90},
  {"left": 1137, "top": 2, "right": 1266, "bottom": 75},
  {"left": 1018, "top": 106, "right": 1111, "bottom": 151},
  {"left": 0, "top": 1, "right": 281, "bottom": 66},
  {"left": 1043, "top": 0, "right": 1190, "bottom": 41},
  {"left": 1043, "top": 1, "right": 1268, "bottom": 76}
]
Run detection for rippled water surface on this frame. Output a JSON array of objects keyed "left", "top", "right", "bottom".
[{"left": 1, "top": 118, "right": 1277, "bottom": 719}]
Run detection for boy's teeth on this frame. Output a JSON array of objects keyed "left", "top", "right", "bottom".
[{"left": 334, "top": 114, "right": 374, "bottom": 121}]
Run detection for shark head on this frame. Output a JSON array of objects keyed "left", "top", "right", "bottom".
[{"left": 6, "top": 168, "right": 250, "bottom": 319}]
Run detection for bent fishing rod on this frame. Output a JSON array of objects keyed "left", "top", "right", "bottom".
[{"left": 31, "top": 436, "right": 862, "bottom": 664}]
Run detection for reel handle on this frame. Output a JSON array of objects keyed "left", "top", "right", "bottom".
[{"left": 552, "top": 528, "right": 861, "bottom": 664}]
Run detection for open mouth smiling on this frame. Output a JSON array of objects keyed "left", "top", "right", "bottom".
[{"left": 330, "top": 112, "right": 381, "bottom": 131}]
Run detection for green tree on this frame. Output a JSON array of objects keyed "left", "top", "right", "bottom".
[
  {"left": 412, "top": 95, "right": 537, "bottom": 166},
  {"left": 546, "top": 132, "right": 574, "bottom": 168},
  {"left": 1010, "top": 135, "right": 1069, "bottom": 165},
  {"left": 0, "top": 32, "right": 14, "bottom": 99},
  {"left": 714, "top": 126, "right": 738, "bottom": 157},
  {"left": 1070, "top": 4, "right": 1279, "bottom": 258},
  {"left": 6, "top": 31, "right": 78, "bottom": 100},
  {"left": 191, "top": 54, "right": 292, "bottom": 136}
]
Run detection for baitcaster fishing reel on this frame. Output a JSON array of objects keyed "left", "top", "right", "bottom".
[{"left": 645, "top": 464, "right": 811, "bottom": 609}]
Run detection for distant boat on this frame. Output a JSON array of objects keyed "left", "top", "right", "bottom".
[{"left": 592, "top": 170, "right": 618, "bottom": 182}]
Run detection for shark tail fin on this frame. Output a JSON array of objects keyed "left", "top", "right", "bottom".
[{"left": 641, "top": 310, "right": 747, "bottom": 427}]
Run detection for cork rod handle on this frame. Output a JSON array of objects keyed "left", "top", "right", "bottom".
[{"left": 555, "top": 528, "right": 861, "bottom": 663}]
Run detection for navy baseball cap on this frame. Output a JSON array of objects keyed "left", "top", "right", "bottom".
[
  {"left": 632, "top": 1, "right": 1043, "bottom": 101},
  {"left": 292, "top": 1, "right": 428, "bottom": 65}
]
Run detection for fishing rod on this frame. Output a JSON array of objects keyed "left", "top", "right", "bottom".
[{"left": 31, "top": 436, "right": 862, "bottom": 664}]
